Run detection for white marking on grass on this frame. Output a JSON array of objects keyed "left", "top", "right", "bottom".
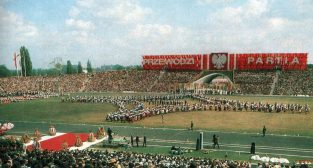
[
  {"left": 147, "top": 138, "right": 313, "bottom": 153},
  {"left": 4, "top": 120, "right": 313, "bottom": 139},
  {"left": 146, "top": 144, "right": 313, "bottom": 159}
]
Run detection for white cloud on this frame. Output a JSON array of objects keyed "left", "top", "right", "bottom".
[
  {"left": 197, "top": 0, "right": 233, "bottom": 5},
  {"left": 131, "top": 24, "right": 172, "bottom": 38},
  {"left": 74, "top": 0, "right": 151, "bottom": 24},
  {"left": 267, "top": 17, "right": 288, "bottom": 29},
  {"left": 0, "top": 6, "right": 38, "bottom": 42},
  {"left": 244, "top": 0, "right": 268, "bottom": 17},
  {"left": 77, "top": 0, "right": 95, "bottom": 8},
  {"left": 125, "top": 24, "right": 198, "bottom": 55},
  {"left": 65, "top": 18, "right": 95, "bottom": 31},
  {"left": 294, "top": 0, "right": 313, "bottom": 13},
  {"left": 65, "top": 18, "right": 96, "bottom": 44},
  {"left": 201, "top": 0, "right": 313, "bottom": 61},
  {"left": 96, "top": 1, "right": 151, "bottom": 24},
  {"left": 211, "top": 0, "right": 268, "bottom": 25},
  {"left": 69, "top": 7, "right": 80, "bottom": 17},
  {"left": 1, "top": 0, "right": 312, "bottom": 69}
]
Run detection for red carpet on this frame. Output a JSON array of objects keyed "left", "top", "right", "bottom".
[{"left": 27, "top": 133, "right": 89, "bottom": 151}]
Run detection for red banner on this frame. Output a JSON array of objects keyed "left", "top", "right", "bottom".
[
  {"left": 142, "top": 53, "right": 307, "bottom": 71},
  {"left": 235, "top": 53, "right": 307, "bottom": 70},
  {"left": 142, "top": 54, "right": 203, "bottom": 71}
]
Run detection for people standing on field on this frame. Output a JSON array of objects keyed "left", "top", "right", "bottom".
[
  {"left": 190, "top": 121, "right": 194, "bottom": 131},
  {"left": 213, "top": 134, "right": 220, "bottom": 149},
  {"left": 48, "top": 125, "right": 56, "bottom": 136},
  {"left": 143, "top": 136, "right": 147, "bottom": 147},
  {"left": 135, "top": 136, "right": 139, "bottom": 147},
  {"left": 262, "top": 126, "right": 267, "bottom": 137},
  {"left": 131, "top": 135, "right": 134, "bottom": 147}
]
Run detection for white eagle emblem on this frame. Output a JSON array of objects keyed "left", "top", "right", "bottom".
[{"left": 212, "top": 54, "right": 227, "bottom": 69}]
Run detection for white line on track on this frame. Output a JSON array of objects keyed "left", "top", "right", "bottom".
[
  {"left": 147, "top": 144, "right": 313, "bottom": 159},
  {"left": 147, "top": 138, "right": 313, "bottom": 153},
  {"left": 4, "top": 120, "right": 313, "bottom": 139}
]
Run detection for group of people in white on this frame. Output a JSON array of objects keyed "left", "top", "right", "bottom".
[
  {"left": 0, "top": 91, "right": 58, "bottom": 104},
  {"left": 0, "top": 122, "right": 14, "bottom": 135},
  {"left": 62, "top": 93, "right": 310, "bottom": 123}
]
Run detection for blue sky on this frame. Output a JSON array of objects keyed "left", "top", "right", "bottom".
[{"left": 0, "top": 0, "right": 312, "bottom": 69}]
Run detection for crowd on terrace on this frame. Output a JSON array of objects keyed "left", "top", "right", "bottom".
[
  {"left": 234, "top": 71, "right": 276, "bottom": 95},
  {"left": 0, "top": 69, "right": 312, "bottom": 97},
  {"left": 84, "top": 70, "right": 160, "bottom": 92},
  {"left": 1, "top": 138, "right": 306, "bottom": 168},
  {"left": 150, "top": 71, "right": 199, "bottom": 92},
  {"left": 274, "top": 69, "right": 313, "bottom": 96}
]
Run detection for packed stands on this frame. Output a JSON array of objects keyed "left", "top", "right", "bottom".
[
  {"left": 1, "top": 69, "right": 313, "bottom": 95},
  {"left": 0, "top": 75, "right": 87, "bottom": 94},
  {"left": 234, "top": 71, "right": 276, "bottom": 95},
  {"left": 85, "top": 70, "right": 160, "bottom": 92},
  {"left": 0, "top": 70, "right": 199, "bottom": 94},
  {"left": 0, "top": 140, "right": 298, "bottom": 168},
  {"left": 274, "top": 69, "right": 313, "bottom": 96},
  {"left": 150, "top": 71, "right": 199, "bottom": 92}
]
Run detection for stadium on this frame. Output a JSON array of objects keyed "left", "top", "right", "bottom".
[{"left": 1, "top": 0, "right": 313, "bottom": 168}]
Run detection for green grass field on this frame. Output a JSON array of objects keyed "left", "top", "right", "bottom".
[
  {"left": 1, "top": 92, "right": 313, "bottom": 160},
  {"left": 0, "top": 97, "right": 117, "bottom": 123}
]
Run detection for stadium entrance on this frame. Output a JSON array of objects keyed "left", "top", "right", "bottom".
[{"left": 186, "top": 73, "right": 234, "bottom": 94}]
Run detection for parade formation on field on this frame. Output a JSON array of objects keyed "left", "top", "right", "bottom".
[{"left": 62, "top": 94, "right": 310, "bottom": 122}]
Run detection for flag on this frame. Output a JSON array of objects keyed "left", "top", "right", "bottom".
[{"left": 13, "top": 52, "right": 17, "bottom": 68}]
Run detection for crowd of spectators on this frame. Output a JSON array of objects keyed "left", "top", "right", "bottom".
[
  {"left": 274, "top": 69, "right": 313, "bottom": 96},
  {"left": 0, "top": 70, "right": 198, "bottom": 94},
  {"left": 1, "top": 144, "right": 300, "bottom": 168},
  {"left": 1, "top": 69, "right": 313, "bottom": 96},
  {"left": 0, "top": 129, "right": 311, "bottom": 167},
  {"left": 151, "top": 71, "right": 199, "bottom": 92},
  {"left": 234, "top": 71, "right": 276, "bottom": 95},
  {"left": 85, "top": 70, "right": 160, "bottom": 92},
  {"left": 0, "top": 75, "right": 87, "bottom": 94}
]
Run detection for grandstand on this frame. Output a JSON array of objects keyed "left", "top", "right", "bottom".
[{"left": 1, "top": 69, "right": 312, "bottom": 95}]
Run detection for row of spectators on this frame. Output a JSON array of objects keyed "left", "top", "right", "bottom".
[
  {"left": 0, "top": 75, "right": 86, "bottom": 94},
  {"left": 151, "top": 71, "right": 199, "bottom": 92},
  {"left": 0, "top": 71, "right": 197, "bottom": 94},
  {"left": 274, "top": 69, "right": 313, "bottom": 96},
  {"left": 0, "top": 141, "right": 299, "bottom": 168},
  {"left": 234, "top": 71, "right": 276, "bottom": 95},
  {"left": 0, "top": 70, "right": 312, "bottom": 95},
  {"left": 84, "top": 70, "right": 160, "bottom": 92}
]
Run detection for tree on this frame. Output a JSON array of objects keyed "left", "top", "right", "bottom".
[
  {"left": 20, "top": 46, "right": 32, "bottom": 76},
  {"left": 66, "top": 60, "right": 73, "bottom": 74},
  {"left": 87, "top": 60, "right": 92, "bottom": 73},
  {"left": 0, "top": 65, "right": 11, "bottom": 77},
  {"left": 77, "top": 61, "right": 83, "bottom": 73},
  {"left": 49, "top": 57, "right": 63, "bottom": 75}
]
